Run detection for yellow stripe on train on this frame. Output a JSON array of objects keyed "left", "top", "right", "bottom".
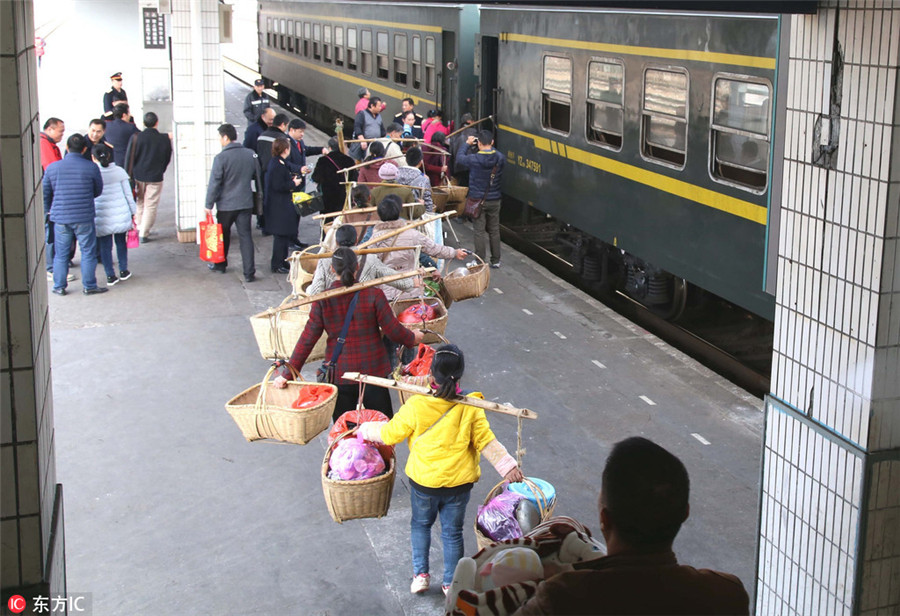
[{"left": 499, "top": 124, "right": 768, "bottom": 226}]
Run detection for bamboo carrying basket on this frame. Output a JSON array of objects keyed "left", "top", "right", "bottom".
[
  {"left": 393, "top": 330, "right": 449, "bottom": 405},
  {"left": 225, "top": 365, "right": 337, "bottom": 445},
  {"left": 249, "top": 299, "right": 327, "bottom": 362},
  {"left": 442, "top": 253, "right": 490, "bottom": 302},
  {"left": 474, "top": 478, "right": 557, "bottom": 551},
  {"left": 431, "top": 187, "right": 450, "bottom": 213},
  {"left": 391, "top": 296, "right": 448, "bottom": 344},
  {"left": 322, "top": 429, "right": 396, "bottom": 523},
  {"left": 287, "top": 244, "right": 323, "bottom": 296}
]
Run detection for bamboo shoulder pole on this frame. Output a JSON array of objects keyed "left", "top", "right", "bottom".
[
  {"left": 357, "top": 211, "right": 456, "bottom": 249},
  {"left": 312, "top": 206, "right": 378, "bottom": 220},
  {"left": 340, "top": 181, "right": 419, "bottom": 189},
  {"left": 300, "top": 245, "right": 416, "bottom": 261},
  {"left": 342, "top": 372, "right": 538, "bottom": 420},
  {"left": 445, "top": 115, "right": 493, "bottom": 140},
  {"left": 261, "top": 268, "right": 433, "bottom": 314},
  {"left": 344, "top": 137, "right": 424, "bottom": 144},
  {"left": 343, "top": 154, "right": 405, "bottom": 173}
]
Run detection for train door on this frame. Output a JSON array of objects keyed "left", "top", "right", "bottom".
[
  {"left": 440, "top": 31, "right": 457, "bottom": 120},
  {"left": 477, "top": 35, "right": 499, "bottom": 128}
]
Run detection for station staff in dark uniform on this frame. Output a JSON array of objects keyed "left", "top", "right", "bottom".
[
  {"left": 243, "top": 79, "right": 272, "bottom": 123},
  {"left": 102, "top": 72, "right": 128, "bottom": 119},
  {"left": 287, "top": 119, "right": 327, "bottom": 192}
]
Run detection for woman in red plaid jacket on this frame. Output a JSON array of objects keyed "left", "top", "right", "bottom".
[{"left": 273, "top": 247, "right": 424, "bottom": 420}]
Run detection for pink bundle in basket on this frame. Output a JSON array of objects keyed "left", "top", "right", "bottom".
[{"left": 329, "top": 433, "right": 386, "bottom": 481}]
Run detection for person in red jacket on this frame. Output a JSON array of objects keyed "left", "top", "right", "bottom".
[
  {"left": 40, "top": 117, "right": 75, "bottom": 282},
  {"left": 273, "top": 247, "right": 424, "bottom": 420}
]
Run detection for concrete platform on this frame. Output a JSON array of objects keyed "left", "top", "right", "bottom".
[{"left": 48, "top": 74, "right": 764, "bottom": 615}]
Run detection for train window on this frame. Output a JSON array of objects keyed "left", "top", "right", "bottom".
[
  {"left": 324, "top": 25, "right": 332, "bottom": 63},
  {"left": 287, "top": 21, "right": 294, "bottom": 53},
  {"left": 335, "top": 26, "right": 344, "bottom": 67},
  {"left": 587, "top": 59, "right": 624, "bottom": 150},
  {"left": 280, "top": 19, "right": 286, "bottom": 51},
  {"left": 347, "top": 28, "right": 358, "bottom": 71},
  {"left": 394, "top": 34, "right": 408, "bottom": 85},
  {"left": 542, "top": 55, "right": 572, "bottom": 134},
  {"left": 361, "top": 30, "right": 372, "bottom": 75},
  {"left": 641, "top": 68, "right": 687, "bottom": 169},
  {"left": 293, "top": 21, "right": 300, "bottom": 55},
  {"left": 266, "top": 18, "right": 272, "bottom": 47},
  {"left": 313, "top": 23, "right": 321, "bottom": 60},
  {"left": 376, "top": 31, "right": 389, "bottom": 80},
  {"left": 303, "top": 23, "right": 310, "bottom": 57},
  {"left": 412, "top": 36, "right": 421, "bottom": 90},
  {"left": 710, "top": 76, "right": 770, "bottom": 191},
  {"left": 425, "top": 37, "right": 435, "bottom": 94}
]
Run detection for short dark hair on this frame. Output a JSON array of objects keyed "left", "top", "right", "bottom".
[
  {"left": 460, "top": 113, "right": 474, "bottom": 125},
  {"left": 401, "top": 97, "right": 414, "bottom": 107},
  {"left": 217, "top": 123, "right": 237, "bottom": 141},
  {"left": 143, "top": 112, "right": 158, "bottom": 128},
  {"left": 601, "top": 437, "right": 690, "bottom": 548},
  {"left": 377, "top": 194, "right": 402, "bottom": 221},
  {"left": 66, "top": 133, "right": 86, "bottom": 153},
  {"left": 368, "top": 97, "right": 382, "bottom": 109},
  {"left": 431, "top": 131, "right": 446, "bottom": 145},
  {"left": 43, "top": 117, "right": 63, "bottom": 130},
  {"left": 335, "top": 224, "right": 358, "bottom": 247},
  {"left": 478, "top": 130, "right": 494, "bottom": 146},
  {"left": 113, "top": 105, "right": 129, "bottom": 119},
  {"left": 327, "top": 136, "right": 340, "bottom": 151},
  {"left": 89, "top": 118, "right": 106, "bottom": 129},
  {"left": 402, "top": 111, "right": 416, "bottom": 122},
  {"left": 288, "top": 118, "right": 307, "bottom": 131},
  {"left": 272, "top": 137, "right": 290, "bottom": 158},
  {"left": 405, "top": 146, "right": 423, "bottom": 167},
  {"left": 386, "top": 123, "right": 402, "bottom": 135},
  {"left": 272, "top": 113, "right": 289, "bottom": 129}
]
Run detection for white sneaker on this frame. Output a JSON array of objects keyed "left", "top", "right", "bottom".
[
  {"left": 47, "top": 272, "right": 76, "bottom": 282},
  {"left": 442, "top": 584, "right": 450, "bottom": 596},
  {"left": 410, "top": 573, "right": 430, "bottom": 594}
]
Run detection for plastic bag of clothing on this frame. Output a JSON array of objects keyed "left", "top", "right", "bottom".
[
  {"left": 477, "top": 489, "right": 525, "bottom": 541},
  {"left": 397, "top": 301, "right": 438, "bottom": 324},
  {"left": 329, "top": 433, "right": 386, "bottom": 481}
]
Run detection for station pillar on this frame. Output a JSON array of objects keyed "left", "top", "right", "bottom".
[
  {"left": 757, "top": 3, "right": 900, "bottom": 614},
  {"left": 0, "top": 0, "right": 67, "bottom": 607},
  {"left": 170, "top": 0, "right": 224, "bottom": 241}
]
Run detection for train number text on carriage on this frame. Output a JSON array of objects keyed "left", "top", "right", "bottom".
[{"left": 508, "top": 151, "right": 541, "bottom": 174}]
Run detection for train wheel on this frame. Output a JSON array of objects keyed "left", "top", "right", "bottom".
[{"left": 648, "top": 277, "right": 688, "bottom": 321}]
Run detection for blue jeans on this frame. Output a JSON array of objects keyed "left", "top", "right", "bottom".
[
  {"left": 53, "top": 222, "right": 98, "bottom": 290},
  {"left": 97, "top": 233, "right": 128, "bottom": 277},
  {"left": 409, "top": 484, "right": 471, "bottom": 586}
]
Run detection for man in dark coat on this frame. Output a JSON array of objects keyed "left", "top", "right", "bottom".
[
  {"left": 104, "top": 105, "right": 140, "bottom": 168},
  {"left": 124, "top": 112, "right": 173, "bottom": 242},
  {"left": 287, "top": 118, "right": 326, "bottom": 192},
  {"left": 513, "top": 437, "right": 750, "bottom": 616},
  {"left": 243, "top": 107, "right": 274, "bottom": 151},
  {"left": 42, "top": 134, "right": 105, "bottom": 295},
  {"left": 205, "top": 124, "right": 262, "bottom": 282},
  {"left": 457, "top": 130, "right": 505, "bottom": 268},
  {"left": 102, "top": 72, "right": 128, "bottom": 119},
  {"left": 82, "top": 119, "right": 109, "bottom": 160},
  {"left": 255, "top": 113, "right": 290, "bottom": 233},
  {"left": 311, "top": 136, "right": 357, "bottom": 215},
  {"left": 243, "top": 78, "right": 271, "bottom": 123},
  {"left": 40, "top": 117, "right": 75, "bottom": 282}
]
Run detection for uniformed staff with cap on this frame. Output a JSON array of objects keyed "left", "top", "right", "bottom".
[
  {"left": 103, "top": 72, "right": 128, "bottom": 119},
  {"left": 243, "top": 79, "right": 272, "bottom": 123}
]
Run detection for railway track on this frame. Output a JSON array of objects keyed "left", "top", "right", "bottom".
[{"left": 499, "top": 223, "right": 773, "bottom": 398}]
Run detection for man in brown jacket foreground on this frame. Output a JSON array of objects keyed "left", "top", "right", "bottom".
[{"left": 514, "top": 437, "right": 750, "bottom": 615}]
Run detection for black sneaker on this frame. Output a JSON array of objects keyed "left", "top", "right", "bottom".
[
  {"left": 208, "top": 263, "right": 226, "bottom": 273},
  {"left": 51, "top": 287, "right": 66, "bottom": 296},
  {"left": 244, "top": 273, "right": 256, "bottom": 283},
  {"left": 119, "top": 270, "right": 132, "bottom": 281},
  {"left": 82, "top": 287, "right": 108, "bottom": 295},
  {"left": 107, "top": 275, "right": 119, "bottom": 286}
]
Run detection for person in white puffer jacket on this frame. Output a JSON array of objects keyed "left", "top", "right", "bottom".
[{"left": 92, "top": 143, "right": 136, "bottom": 286}]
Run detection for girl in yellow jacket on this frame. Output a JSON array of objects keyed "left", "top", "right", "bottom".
[{"left": 360, "top": 344, "right": 525, "bottom": 596}]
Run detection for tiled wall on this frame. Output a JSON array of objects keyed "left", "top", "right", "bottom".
[
  {"left": 170, "top": 0, "right": 224, "bottom": 236},
  {"left": 759, "top": 2, "right": 900, "bottom": 613},
  {"left": 0, "top": 0, "right": 65, "bottom": 597}
]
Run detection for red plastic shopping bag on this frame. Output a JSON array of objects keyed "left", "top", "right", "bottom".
[{"left": 199, "top": 211, "right": 225, "bottom": 263}]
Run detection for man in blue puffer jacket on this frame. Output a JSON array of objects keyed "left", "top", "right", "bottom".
[
  {"left": 43, "top": 134, "right": 105, "bottom": 295},
  {"left": 456, "top": 130, "right": 505, "bottom": 268}
]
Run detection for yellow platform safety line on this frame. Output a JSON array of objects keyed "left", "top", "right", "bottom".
[
  {"left": 502, "top": 33, "right": 777, "bottom": 70},
  {"left": 499, "top": 124, "right": 768, "bottom": 226},
  {"left": 262, "top": 11, "right": 443, "bottom": 33},
  {"left": 264, "top": 49, "right": 436, "bottom": 108}
]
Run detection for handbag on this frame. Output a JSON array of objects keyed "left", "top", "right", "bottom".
[
  {"left": 199, "top": 211, "right": 225, "bottom": 263},
  {"left": 126, "top": 218, "right": 140, "bottom": 249},
  {"left": 294, "top": 190, "right": 323, "bottom": 217},
  {"left": 316, "top": 291, "right": 361, "bottom": 383},
  {"left": 463, "top": 165, "right": 498, "bottom": 219}
]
